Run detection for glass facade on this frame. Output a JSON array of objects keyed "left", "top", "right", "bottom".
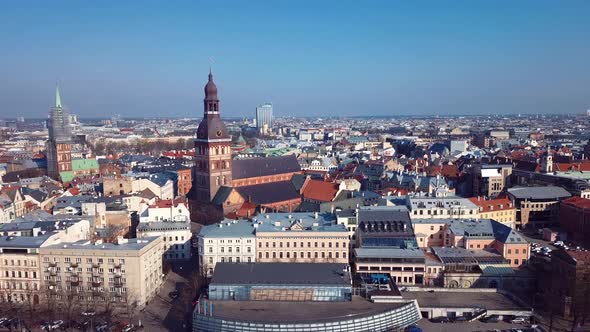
[
  {"left": 193, "top": 300, "right": 421, "bottom": 332},
  {"left": 209, "top": 284, "right": 351, "bottom": 302},
  {"left": 256, "top": 103, "right": 273, "bottom": 130}
]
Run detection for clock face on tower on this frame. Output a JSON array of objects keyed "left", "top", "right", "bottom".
[{"left": 216, "top": 130, "right": 222, "bottom": 137}]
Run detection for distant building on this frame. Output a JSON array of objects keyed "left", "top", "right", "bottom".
[
  {"left": 256, "top": 102, "right": 273, "bottom": 134},
  {"left": 46, "top": 85, "right": 73, "bottom": 181},
  {"left": 467, "top": 164, "right": 512, "bottom": 198},
  {"left": 507, "top": 186, "right": 571, "bottom": 229}
]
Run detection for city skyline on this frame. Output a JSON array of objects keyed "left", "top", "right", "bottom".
[{"left": 2, "top": 1, "right": 590, "bottom": 118}]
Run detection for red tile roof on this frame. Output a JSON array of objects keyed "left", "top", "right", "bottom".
[
  {"left": 302, "top": 180, "right": 340, "bottom": 202},
  {"left": 426, "top": 164, "right": 460, "bottom": 178},
  {"left": 68, "top": 188, "right": 80, "bottom": 196},
  {"left": 554, "top": 161, "right": 590, "bottom": 172},
  {"left": 561, "top": 196, "right": 590, "bottom": 209},
  {"left": 468, "top": 197, "right": 514, "bottom": 212},
  {"left": 149, "top": 197, "right": 187, "bottom": 208}
]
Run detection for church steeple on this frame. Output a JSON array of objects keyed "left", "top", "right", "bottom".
[
  {"left": 204, "top": 70, "right": 219, "bottom": 115},
  {"left": 55, "top": 84, "right": 62, "bottom": 108}
]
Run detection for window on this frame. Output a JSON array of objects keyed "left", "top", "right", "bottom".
[{"left": 507, "top": 249, "right": 512, "bottom": 254}]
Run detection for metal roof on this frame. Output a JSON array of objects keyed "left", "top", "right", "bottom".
[
  {"left": 210, "top": 263, "right": 351, "bottom": 286},
  {"left": 198, "top": 220, "right": 256, "bottom": 238},
  {"left": 507, "top": 186, "right": 571, "bottom": 200}
]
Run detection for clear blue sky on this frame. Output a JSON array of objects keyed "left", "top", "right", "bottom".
[{"left": 1, "top": 1, "right": 589, "bottom": 118}]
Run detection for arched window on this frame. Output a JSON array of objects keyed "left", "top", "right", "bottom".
[{"left": 216, "top": 176, "right": 220, "bottom": 186}]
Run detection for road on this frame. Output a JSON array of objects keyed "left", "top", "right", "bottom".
[{"left": 137, "top": 260, "right": 196, "bottom": 331}]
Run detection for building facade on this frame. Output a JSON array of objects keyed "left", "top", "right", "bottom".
[
  {"left": 256, "top": 102, "right": 273, "bottom": 134},
  {"left": 39, "top": 236, "right": 164, "bottom": 309},
  {"left": 46, "top": 85, "right": 73, "bottom": 181},
  {"left": 137, "top": 221, "right": 192, "bottom": 261},
  {"left": 255, "top": 213, "right": 349, "bottom": 264},
  {"left": 197, "top": 220, "right": 256, "bottom": 276}
]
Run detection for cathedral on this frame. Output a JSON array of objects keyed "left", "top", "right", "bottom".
[{"left": 188, "top": 71, "right": 301, "bottom": 224}]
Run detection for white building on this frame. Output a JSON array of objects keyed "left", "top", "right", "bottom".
[
  {"left": 137, "top": 221, "right": 192, "bottom": 261},
  {"left": 139, "top": 198, "right": 190, "bottom": 223},
  {"left": 407, "top": 196, "right": 480, "bottom": 219},
  {"left": 197, "top": 220, "right": 256, "bottom": 276},
  {"left": 0, "top": 199, "right": 16, "bottom": 223}
]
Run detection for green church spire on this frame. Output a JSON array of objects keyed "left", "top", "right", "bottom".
[{"left": 55, "top": 84, "right": 62, "bottom": 108}]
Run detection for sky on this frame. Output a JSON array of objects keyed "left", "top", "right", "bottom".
[{"left": 1, "top": 1, "right": 589, "bottom": 118}]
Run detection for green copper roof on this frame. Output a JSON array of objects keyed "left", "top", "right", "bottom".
[
  {"left": 59, "top": 171, "right": 75, "bottom": 183},
  {"left": 55, "top": 84, "right": 62, "bottom": 108},
  {"left": 71, "top": 158, "right": 99, "bottom": 171}
]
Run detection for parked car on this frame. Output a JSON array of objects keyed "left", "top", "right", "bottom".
[
  {"left": 122, "top": 323, "right": 135, "bottom": 332},
  {"left": 511, "top": 316, "right": 528, "bottom": 324},
  {"left": 430, "top": 316, "right": 450, "bottom": 323},
  {"left": 95, "top": 321, "right": 109, "bottom": 332},
  {"left": 82, "top": 310, "right": 96, "bottom": 316},
  {"left": 453, "top": 316, "right": 468, "bottom": 322},
  {"left": 44, "top": 320, "right": 64, "bottom": 330}
]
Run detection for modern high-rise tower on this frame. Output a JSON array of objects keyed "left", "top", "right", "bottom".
[
  {"left": 46, "top": 85, "right": 73, "bottom": 181},
  {"left": 256, "top": 102, "right": 273, "bottom": 134}
]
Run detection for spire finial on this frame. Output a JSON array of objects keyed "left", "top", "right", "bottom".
[
  {"left": 55, "top": 84, "right": 62, "bottom": 108},
  {"left": 208, "top": 56, "right": 214, "bottom": 80}
]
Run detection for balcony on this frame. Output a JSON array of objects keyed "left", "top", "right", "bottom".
[
  {"left": 48, "top": 262, "right": 57, "bottom": 267},
  {"left": 92, "top": 263, "right": 100, "bottom": 268},
  {"left": 92, "top": 281, "right": 102, "bottom": 287},
  {"left": 70, "top": 280, "right": 80, "bottom": 287}
]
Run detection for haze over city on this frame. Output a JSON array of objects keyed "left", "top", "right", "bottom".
[
  {"left": 4, "top": 2, "right": 590, "bottom": 332},
  {"left": 2, "top": 0, "right": 590, "bottom": 118}
]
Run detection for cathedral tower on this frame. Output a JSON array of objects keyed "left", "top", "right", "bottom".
[{"left": 47, "top": 85, "right": 73, "bottom": 181}]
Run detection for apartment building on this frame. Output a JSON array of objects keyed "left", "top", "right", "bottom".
[
  {"left": 197, "top": 220, "right": 256, "bottom": 276},
  {"left": 137, "top": 220, "right": 192, "bottom": 260},
  {"left": 0, "top": 218, "right": 91, "bottom": 304},
  {"left": 407, "top": 196, "right": 479, "bottom": 219},
  {"left": 39, "top": 236, "right": 164, "bottom": 309},
  {"left": 0, "top": 236, "right": 43, "bottom": 304},
  {"left": 255, "top": 212, "right": 349, "bottom": 264},
  {"left": 468, "top": 197, "right": 516, "bottom": 228}
]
